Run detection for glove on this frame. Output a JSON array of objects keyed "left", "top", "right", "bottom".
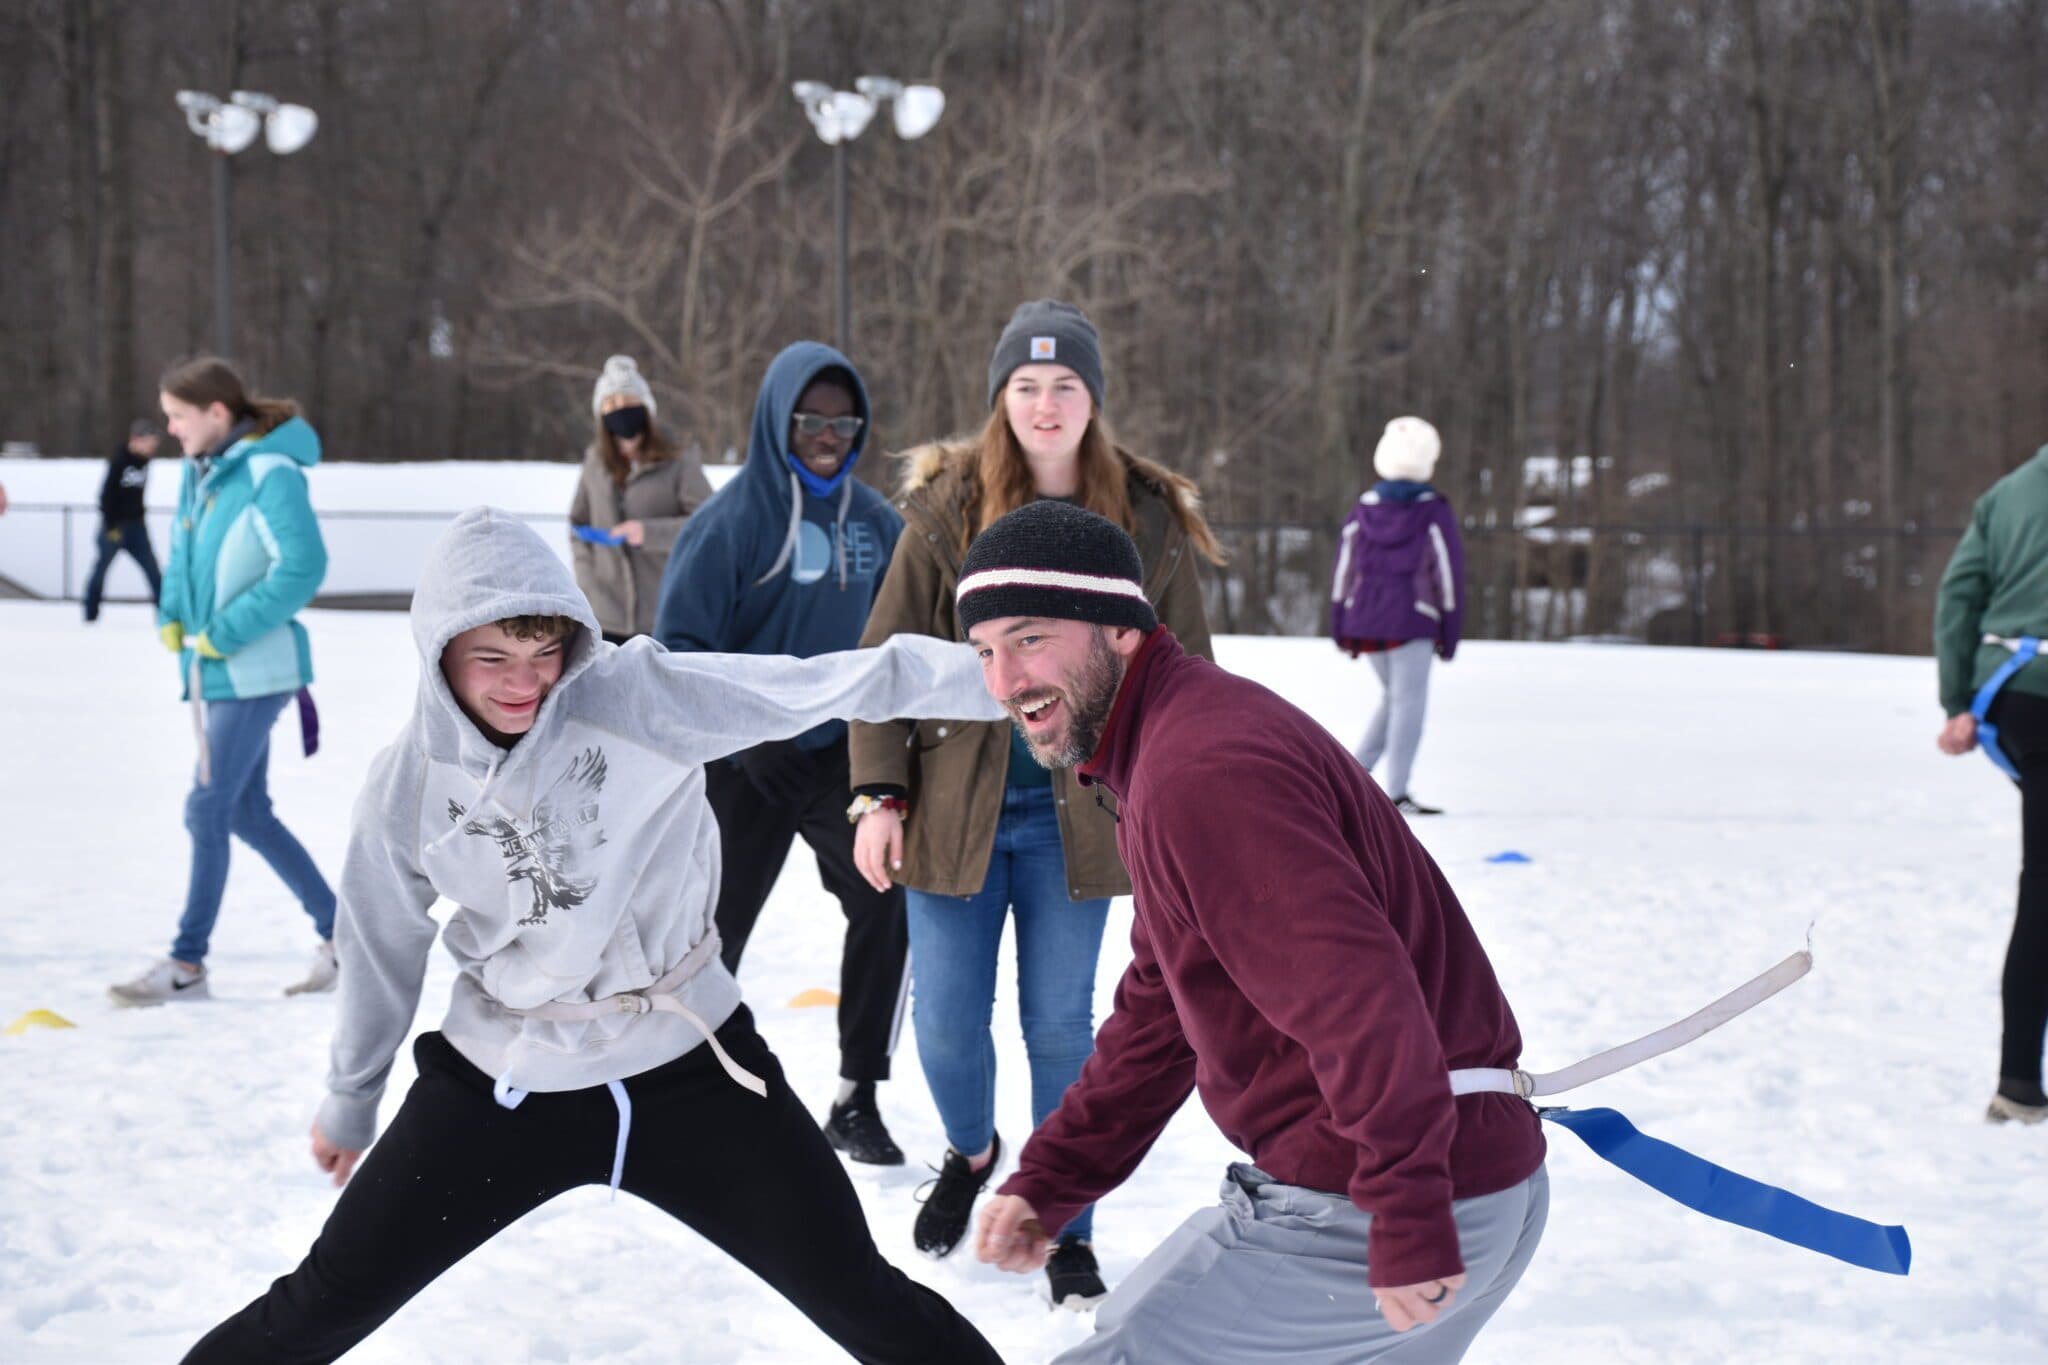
[
  {"left": 192, "top": 633, "right": 225, "bottom": 660},
  {"left": 735, "top": 739, "right": 814, "bottom": 808},
  {"left": 159, "top": 622, "right": 185, "bottom": 653}
]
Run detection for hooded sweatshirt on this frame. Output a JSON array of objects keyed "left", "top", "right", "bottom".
[
  {"left": 1329, "top": 481, "right": 1465, "bottom": 658},
  {"left": 159, "top": 415, "right": 327, "bottom": 700},
  {"left": 653, "top": 342, "right": 903, "bottom": 749},
  {"left": 317, "top": 507, "right": 1002, "bottom": 1150}
]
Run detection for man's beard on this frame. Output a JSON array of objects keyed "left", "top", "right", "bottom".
[{"left": 1017, "top": 628, "right": 1124, "bottom": 770}]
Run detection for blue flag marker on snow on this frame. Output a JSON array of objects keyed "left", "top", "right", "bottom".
[
  {"left": 572, "top": 524, "right": 627, "bottom": 547},
  {"left": 1541, "top": 1106, "right": 1912, "bottom": 1275},
  {"left": 1486, "top": 850, "right": 1532, "bottom": 864}
]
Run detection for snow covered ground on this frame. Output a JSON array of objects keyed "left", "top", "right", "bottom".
[{"left": 3, "top": 600, "right": 2044, "bottom": 1363}]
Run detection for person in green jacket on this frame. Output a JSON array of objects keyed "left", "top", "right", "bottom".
[
  {"left": 1934, "top": 441, "right": 2048, "bottom": 1125},
  {"left": 108, "top": 357, "right": 338, "bottom": 1008}
]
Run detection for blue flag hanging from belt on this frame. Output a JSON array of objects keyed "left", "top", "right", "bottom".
[{"left": 1541, "top": 1106, "right": 1912, "bottom": 1275}]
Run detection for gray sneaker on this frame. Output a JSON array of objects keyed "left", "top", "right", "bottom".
[
  {"left": 283, "top": 940, "right": 339, "bottom": 997},
  {"left": 108, "top": 958, "right": 210, "bottom": 1007}
]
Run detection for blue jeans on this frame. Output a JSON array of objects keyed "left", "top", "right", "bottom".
[
  {"left": 906, "top": 787, "right": 1111, "bottom": 1241},
  {"left": 172, "top": 691, "right": 336, "bottom": 965}
]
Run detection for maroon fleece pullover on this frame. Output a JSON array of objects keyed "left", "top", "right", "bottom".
[{"left": 998, "top": 629, "right": 1545, "bottom": 1287}]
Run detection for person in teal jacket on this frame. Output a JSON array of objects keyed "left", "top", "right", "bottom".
[
  {"left": 1935, "top": 441, "right": 2048, "bottom": 1125},
  {"left": 109, "top": 357, "right": 339, "bottom": 1008}
]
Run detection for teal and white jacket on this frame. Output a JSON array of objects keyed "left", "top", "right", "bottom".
[{"left": 159, "top": 416, "right": 328, "bottom": 701}]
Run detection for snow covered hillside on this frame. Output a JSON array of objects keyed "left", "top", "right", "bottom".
[{"left": 2, "top": 602, "right": 2043, "bottom": 1362}]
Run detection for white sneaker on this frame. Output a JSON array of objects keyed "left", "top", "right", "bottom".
[
  {"left": 283, "top": 940, "right": 339, "bottom": 997},
  {"left": 108, "top": 958, "right": 210, "bottom": 1007}
]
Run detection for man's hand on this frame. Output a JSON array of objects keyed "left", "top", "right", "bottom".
[
  {"left": 1373, "top": 1273, "right": 1467, "bottom": 1333},
  {"left": 612, "top": 519, "right": 645, "bottom": 548},
  {"left": 310, "top": 1122, "right": 363, "bottom": 1189},
  {"left": 975, "top": 1194, "right": 1052, "bottom": 1273},
  {"left": 1938, "top": 713, "right": 1978, "bottom": 756},
  {"left": 853, "top": 808, "right": 905, "bottom": 892}
]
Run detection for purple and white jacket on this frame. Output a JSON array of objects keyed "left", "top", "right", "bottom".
[{"left": 1329, "top": 482, "right": 1465, "bottom": 658}]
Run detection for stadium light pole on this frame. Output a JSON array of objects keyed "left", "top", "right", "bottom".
[
  {"left": 790, "top": 77, "right": 946, "bottom": 355},
  {"left": 175, "top": 90, "right": 319, "bottom": 359}
]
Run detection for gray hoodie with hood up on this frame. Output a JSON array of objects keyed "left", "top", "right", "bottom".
[{"left": 317, "top": 507, "right": 1002, "bottom": 1149}]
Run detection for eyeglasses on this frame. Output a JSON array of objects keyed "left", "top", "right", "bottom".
[{"left": 791, "top": 412, "right": 865, "bottom": 439}]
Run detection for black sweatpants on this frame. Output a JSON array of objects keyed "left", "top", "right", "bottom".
[
  {"left": 1987, "top": 689, "right": 2048, "bottom": 1087},
  {"left": 707, "top": 737, "right": 907, "bottom": 1083},
  {"left": 184, "top": 1011, "right": 1001, "bottom": 1364}
]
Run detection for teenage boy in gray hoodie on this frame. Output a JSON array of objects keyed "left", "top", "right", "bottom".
[{"left": 184, "top": 508, "right": 1004, "bottom": 1365}]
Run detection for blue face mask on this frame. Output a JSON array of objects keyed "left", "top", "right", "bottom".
[{"left": 602, "top": 405, "right": 649, "bottom": 441}]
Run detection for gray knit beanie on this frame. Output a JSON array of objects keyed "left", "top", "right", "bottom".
[
  {"left": 986, "top": 299, "right": 1105, "bottom": 410},
  {"left": 592, "top": 354, "right": 657, "bottom": 418}
]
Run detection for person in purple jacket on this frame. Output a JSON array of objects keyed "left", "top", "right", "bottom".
[{"left": 1330, "top": 416, "right": 1466, "bottom": 815}]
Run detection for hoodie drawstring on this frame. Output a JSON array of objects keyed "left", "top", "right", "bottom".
[{"left": 754, "top": 470, "right": 855, "bottom": 589}]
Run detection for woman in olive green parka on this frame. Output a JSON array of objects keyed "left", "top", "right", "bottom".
[{"left": 847, "top": 299, "right": 1222, "bottom": 1306}]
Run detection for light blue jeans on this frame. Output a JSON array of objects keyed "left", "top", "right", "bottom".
[
  {"left": 905, "top": 786, "right": 1111, "bottom": 1241},
  {"left": 172, "top": 691, "right": 336, "bottom": 965}
]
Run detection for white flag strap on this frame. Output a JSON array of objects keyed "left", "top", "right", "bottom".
[{"left": 1450, "top": 939, "right": 1815, "bottom": 1099}]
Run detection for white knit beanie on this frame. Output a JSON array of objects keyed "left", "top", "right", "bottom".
[
  {"left": 1372, "top": 416, "right": 1441, "bottom": 482},
  {"left": 591, "top": 354, "right": 657, "bottom": 418}
]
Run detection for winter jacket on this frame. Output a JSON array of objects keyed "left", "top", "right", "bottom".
[
  {"left": 159, "top": 417, "right": 327, "bottom": 701},
  {"left": 317, "top": 507, "right": 1003, "bottom": 1150},
  {"left": 1330, "top": 481, "right": 1465, "bottom": 658},
  {"left": 653, "top": 342, "right": 903, "bottom": 750},
  {"left": 999, "top": 628, "right": 1545, "bottom": 1289},
  {"left": 848, "top": 439, "right": 1215, "bottom": 899},
  {"left": 569, "top": 443, "right": 715, "bottom": 637},
  {"left": 1936, "top": 445, "right": 2048, "bottom": 716},
  {"left": 98, "top": 447, "right": 151, "bottom": 524}
]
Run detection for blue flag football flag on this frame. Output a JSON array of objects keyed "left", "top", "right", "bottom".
[
  {"left": 1541, "top": 1106, "right": 1912, "bottom": 1275},
  {"left": 572, "top": 524, "right": 627, "bottom": 546}
]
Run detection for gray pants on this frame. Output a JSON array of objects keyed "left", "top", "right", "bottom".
[
  {"left": 1054, "top": 1163, "right": 1548, "bottom": 1365},
  {"left": 1353, "top": 638, "right": 1435, "bottom": 799}
]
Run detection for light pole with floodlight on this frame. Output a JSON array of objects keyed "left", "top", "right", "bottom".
[
  {"left": 175, "top": 90, "right": 319, "bottom": 359},
  {"left": 790, "top": 77, "right": 945, "bottom": 355}
]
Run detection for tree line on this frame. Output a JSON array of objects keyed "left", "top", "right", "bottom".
[{"left": 5, "top": 0, "right": 2043, "bottom": 644}]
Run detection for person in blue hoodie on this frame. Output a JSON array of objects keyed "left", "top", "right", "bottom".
[
  {"left": 1329, "top": 416, "right": 1467, "bottom": 816},
  {"left": 655, "top": 341, "right": 910, "bottom": 1165},
  {"left": 109, "top": 357, "right": 338, "bottom": 1007}
]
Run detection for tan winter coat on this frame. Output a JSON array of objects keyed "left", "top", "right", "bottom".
[
  {"left": 849, "top": 439, "right": 1215, "bottom": 899},
  {"left": 569, "top": 444, "right": 715, "bottom": 637}
]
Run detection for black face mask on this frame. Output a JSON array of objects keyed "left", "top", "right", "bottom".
[{"left": 602, "top": 405, "right": 649, "bottom": 441}]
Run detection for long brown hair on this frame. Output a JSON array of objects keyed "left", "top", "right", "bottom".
[
  {"left": 158, "top": 356, "right": 298, "bottom": 436},
  {"left": 965, "top": 405, "right": 1225, "bottom": 565},
  {"left": 593, "top": 414, "right": 679, "bottom": 486}
]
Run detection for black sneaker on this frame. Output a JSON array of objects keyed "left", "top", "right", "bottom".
[
  {"left": 823, "top": 1083, "right": 905, "bottom": 1165},
  {"left": 912, "top": 1132, "right": 1002, "bottom": 1257},
  {"left": 1392, "top": 795, "right": 1443, "bottom": 816},
  {"left": 1045, "top": 1236, "right": 1108, "bottom": 1311}
]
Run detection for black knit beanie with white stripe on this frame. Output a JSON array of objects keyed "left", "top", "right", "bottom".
[{"left": 956, "top": 501, "right": 1157, "bottom": 634}]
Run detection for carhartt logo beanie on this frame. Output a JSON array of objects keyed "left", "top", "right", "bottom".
[
  {"left": 957, "top": 501, "right": 1156, "bottom": 634},
  {"left": 986, "top": 300, "right": 1106, "bottom": 410}
]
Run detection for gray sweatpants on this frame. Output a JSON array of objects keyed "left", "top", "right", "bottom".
[
  {"left": 1353, "top": 638, "right": 1435, "bottom": 799},
  {"left": 1054, "top": 1163, "right": 1548, "bottom": 1365}
]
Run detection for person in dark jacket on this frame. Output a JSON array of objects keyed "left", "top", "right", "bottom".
[
  {"left": 654, "top": 341, "right": 911, "bottom": 1165},
  {"left": 966, "top": 502, "right": 1547, "bottom": 1364},
  {"left": 83, "top": 419, "right": 166, "bottom": 621},
  {"left": 1330, "top": 415, "right": 1466, "bottom": 815}
]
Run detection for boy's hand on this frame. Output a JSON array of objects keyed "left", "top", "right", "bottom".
[
  {"left": 310, "top": 1122, "right": 363, "bottom": 1188},
  {"left": 1373, "top": 1273, "right": 1467, "bottom": 1333},
  {"left": 975, "top": 1195, "right": 1052, "bottom": 1272},
  {"left": 854, "top": 809, "right": 904, "bottom": 892}
]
